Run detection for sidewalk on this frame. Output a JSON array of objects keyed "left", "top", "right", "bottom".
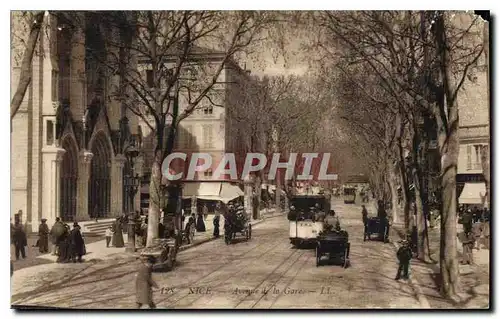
[
  {"left": 11, "top": 208, "right": 284, "bottom": 302},
  {"left": 390, "top": 222, "right": 490, "bottom": 309},
  {"left": 32, "top": 208, "right": 278, "bottom": 264}
]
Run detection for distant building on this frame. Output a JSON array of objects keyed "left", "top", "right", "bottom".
[{"left": 138, "top": 49, "right": 260, "bottom": 211}]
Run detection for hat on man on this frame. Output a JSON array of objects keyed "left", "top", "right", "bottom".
[
  {"left": 73, "top": 222, "right": 79, "bottom": 227},
  {"left": 41, "top": 218, "right": 47, "bottom": 222}
]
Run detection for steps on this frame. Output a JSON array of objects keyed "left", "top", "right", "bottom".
[{"left": 80, "top": 219, "right": 115, "bottom": 237}]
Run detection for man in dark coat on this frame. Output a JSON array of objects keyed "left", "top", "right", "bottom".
[
  {"left": 462, "top": 209, "right": 473, "bottom": 233},
  {"left": 70, "top": 222, "right": 85, "bottom": 263},
  {"left": 57, "top": 226, "right": 71, "bottom": 263},
  {"left": 112, "top": 217, "right": 125, "bottom": 248},
  {"left": 12, "top": 221, "right": 27, "bottom": 260},
  {"left": 38, "top": 218, "right": 50, "bottom": 253},
  {"left": 136, "top": 256, "right": 159, "bottom": 309},
  {"left": 395, "top": 240, "right": 413, "bottom": 280},
  {"left": 213, "top": 211, "right": 221, "bottom": 238},
  {"left": 196, "top": 212, "right": 206, "bottom": 232}
]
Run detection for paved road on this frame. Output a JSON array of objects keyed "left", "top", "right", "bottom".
[{"left": 12, "top": 199, "right": 423, "bottom": 309}]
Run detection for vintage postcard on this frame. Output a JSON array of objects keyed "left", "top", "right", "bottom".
[{"left": 10, "top": 8, "right": 490, "bottom": 310}]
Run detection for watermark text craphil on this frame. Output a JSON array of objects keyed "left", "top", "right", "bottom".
[{"left": 161, "top": 152, "right": 338, "bottom": 181}]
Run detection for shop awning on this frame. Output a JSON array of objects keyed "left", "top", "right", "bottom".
[
  {"left": 459, "top": 183, "right": 486, "bottom": 205},
  {"left": 181, "top": 182, "right": 244, "bottom": 203},
  {"left": 219, "top": 183, "right": 244, "bottom": 203}
]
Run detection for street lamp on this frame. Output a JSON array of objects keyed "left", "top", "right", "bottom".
[{"left": 124, "top": 146, "right": 140, "bottom": 253}]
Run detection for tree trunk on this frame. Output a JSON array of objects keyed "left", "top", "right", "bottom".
[
  {"left": 397, "top": 140, "right": 410, "bottom": 231},
  {"left": 388, "top": 160, "right": 399, "bottom": 224},
  {"left": 412, "top": 133, "right": 430, "bottom": 262},
  {"left": 438, "top": 137, "right": 459, "bottom": 298},
  {"left": 434, "top": 12, "right": 460, "bottom": 299},
  {"left": 480, "top": 145, "right": 490, "bottom": 208},
  {"left": 11, "top": 11, "right": 45, "bottom": 121},
  {"left": 147, "top": 149, "right": 162, "bottom": 247}
]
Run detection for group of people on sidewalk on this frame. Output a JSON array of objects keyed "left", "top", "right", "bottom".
[
  {"left": 49, "top": 218, "right": 86, "bottom": 263},
  {"left": 458, "top": 206, "right": 490, "bottom": 265}
]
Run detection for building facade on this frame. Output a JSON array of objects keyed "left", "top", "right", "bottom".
[
  {"left": 138, "top": 53, "right": 259, "bottom": 212},
  {"left": 455, "top": 14, "right": 490, "bottom": 208},
  {"left": 11, "top": 12, "right": 141, "bottom": 231}
]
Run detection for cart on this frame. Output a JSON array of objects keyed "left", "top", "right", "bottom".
[
  {"left": 224, "top": 209, "right": 252, "bottom": 245},
  {"left": 364, "top": 217, "right": 389, "bottom": 243},
  {"left": 316, "top": 230, "right": 350, "bottom": 268},
  {"left": 140, "top": 237, "right": 179, "bottom": 271}
]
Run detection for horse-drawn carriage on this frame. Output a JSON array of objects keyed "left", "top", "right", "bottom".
[
  {"left": 140, "top": 237, "right": 179, "bottom": 271},
  {"left": 316, "top": 229, "right": 350, "bottom": 268},
  {"left": 364, "top": 217, "right": 389, "bottom": 243},
  {"left": 224, "top": 207, "right": 252, "bottom": 245}
]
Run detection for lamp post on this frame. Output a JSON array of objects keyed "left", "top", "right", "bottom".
[{"left": 125, "top": 146, "right": 140, "bottom": 253}]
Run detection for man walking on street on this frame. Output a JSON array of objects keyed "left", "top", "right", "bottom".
[
  {"left": 136, "top": 256, "right": 159, "bottom": 309},
  {"left": 38, "top": 218, "right": 50, "bottom": 253},
  {"left": 395, "top": 240, "right": 412, "bottom": 280},
  {"left": 361, "top": 205, "right": 369, "bottom": 234}
]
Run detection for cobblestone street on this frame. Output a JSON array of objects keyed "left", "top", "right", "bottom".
[{"left": 12, "top": 199, "right": 436, "bottom": 309}]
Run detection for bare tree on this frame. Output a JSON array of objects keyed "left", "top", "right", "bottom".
[
  {"left": 75, "top": 11, "right": 278, "bottom": 247},
  {"left": 10, "top": 11, "right": 45, "bottom": 121}
]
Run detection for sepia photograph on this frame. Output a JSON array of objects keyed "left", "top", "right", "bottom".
[{"left": 8, "top": 4, "right": 491, "bottom": 311}]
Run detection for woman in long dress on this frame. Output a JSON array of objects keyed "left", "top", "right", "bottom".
[{"left": 112, "top": 218, "right": 125, "bottom": 248}]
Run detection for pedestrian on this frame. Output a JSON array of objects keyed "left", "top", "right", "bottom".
[
  {"left": 38, "top": 218, "right": 50, "bottom": 253},
  {"left": 481, "top": 220, "right": 490, "bottom": 250},
  {"left": 361, "top": 205, "right": 369, "bottom": 232},
  {"left": 141, "top": 217, "right": 148, "bottom": 247},
  {"left": 202, "top": 204, "right": 209, "bottom": 221},
  {"left": 196, "top": 211, "right": 206, "bottom": 232},
  {"left": 136, "top": 256, "right": 159, "bottom": 309},
  {"left": 57, "top": 227, "right": 71, "bottom": 263},
  {"left": 112, "top": 217, "right": 125, "bottom": 248},
  {"left": 472, "top": 221, "right": 482, "bottom": 250},
  {"left": 49, "top": 217, "right": 64, "bottom": 255},
  {"left": 462, "top": 209, "right": 473, "bottom": 234},
  {"left": 395, "top": 240, "right": 412, "bottom": 280},
  {"left": 105, "top": 226, "right": 113, "bottom": 248},
  {"left": 213, "top": 211, "right": 220, "bottom": 238},
  {"left": 460, "top": 231, "right": 475, "bottom": 265},
  {"left": 70, "top": 222, "right": 85, "bottom": 263},
  {"left": 180, "top": 208, "right": 186, "bottom": 231},
  {"left": 12, "top": 221, "right": 27, "bottom": 260}
]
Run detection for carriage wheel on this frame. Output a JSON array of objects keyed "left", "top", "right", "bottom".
[
  {"left": 316, "top": 244, "right": 321, "bottom": 267},
  {"left": 248, "top": 224, "right": 252, "bottom": 239},
  {"left": 225, "top": 232, "right": 232, "bottom": 245}
]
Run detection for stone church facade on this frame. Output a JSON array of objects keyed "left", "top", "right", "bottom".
[{"left": 11, "top": 12, "right": 142, "bottom": 231}]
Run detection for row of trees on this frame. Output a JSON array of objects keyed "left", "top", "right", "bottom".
[{"left": 300, "top": 11, "right": 487, "bottom": 298}]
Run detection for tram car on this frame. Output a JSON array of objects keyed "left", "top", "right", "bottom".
[{"left": 288, "top": 194, "right": 330, "bottom": 247}]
